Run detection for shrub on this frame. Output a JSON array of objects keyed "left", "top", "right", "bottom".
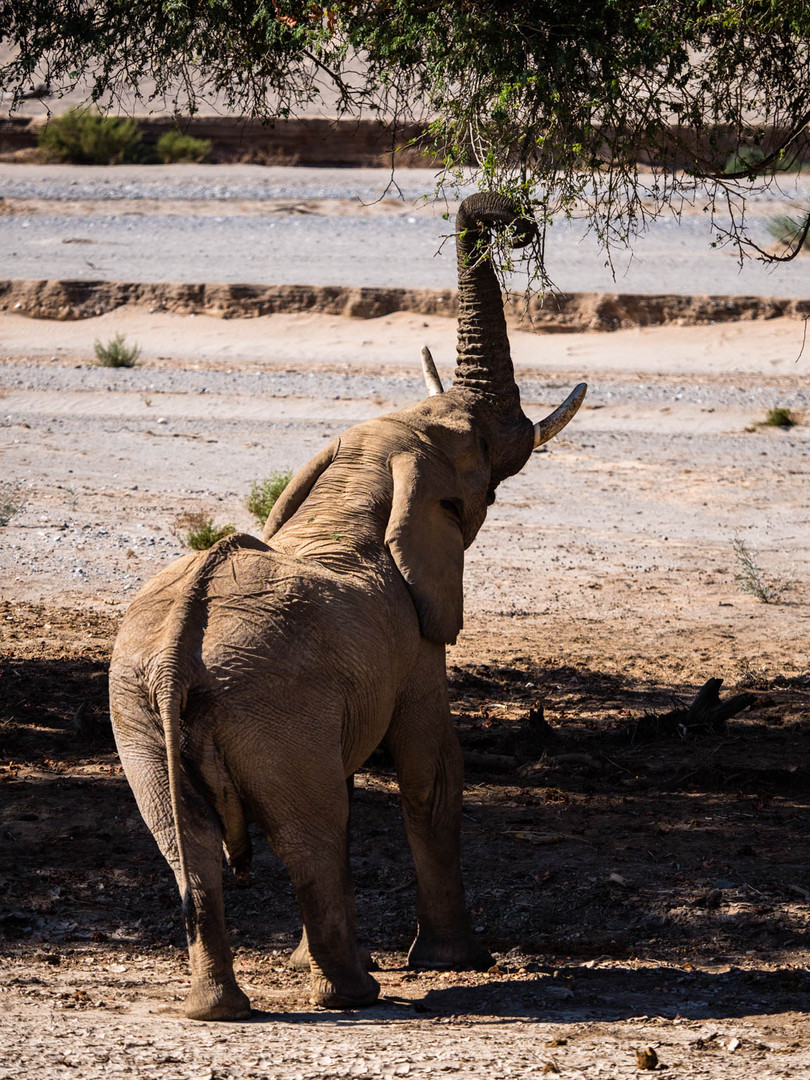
[
  {"left": 94, "top": 333, "right": 140, "bottom": 368},
  {"left": 764, "top": 407, "right": 797, "bottom": 428},
  {"left": 731, "top": 535, "right": 791, "bottom": 604},
  {"left": 723, "top": 145, "right": 765, "bottom": 175},
  {"left": 156, "top": 130, "right": 211, "bottom": 163},
  {"left": 246, "top": 471, "right": 292, "bottom": 526},
  {"left": 723, "top": 145, "right": 800, "bottom": 176},
  {"left": 0, "top": 482, "right": 26, "bottom": 527},
  {"left": 175, "top": 511, "right": 236, "bottom": 550},
  {"left": 38, "top": 108, "right": 143, "bottom": 165}
]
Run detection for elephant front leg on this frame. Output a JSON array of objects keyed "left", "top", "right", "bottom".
[{"left": 388, "top": 675, "right": 494, "bottom": 972}]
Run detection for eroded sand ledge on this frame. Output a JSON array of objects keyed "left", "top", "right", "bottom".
[{"left": 2, "top": 277, "right": 810, "bottom": 331}]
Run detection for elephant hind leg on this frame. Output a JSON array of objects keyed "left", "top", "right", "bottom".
[
  {"left": 288, "top": 777, "right": 378, "bottom": 975},
  {"left": 115, "top": 731, "right": 251, "bottom": 1021},
  {"left": 250, "top": 768, "right": 379, "bottom": 1008},
  {"left": 289, "top": 926, "right": 379, "bottom": 973}
]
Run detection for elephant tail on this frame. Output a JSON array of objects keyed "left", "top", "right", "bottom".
[
  {"left": 153, "top": 596, "right": 200, "bottom": 911},
  {"left": 149, "top": 531, "right": 269, "bottom": 907}
]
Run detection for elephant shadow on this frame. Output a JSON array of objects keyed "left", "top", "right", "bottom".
[{"left": 245, "top": 964, "right": 810, "bottom": 1024}]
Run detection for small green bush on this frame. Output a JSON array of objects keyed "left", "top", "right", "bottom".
[
  {"left": 246, "top": 472, "right": 293, "bottom": 526},
  {"left": 723, "top": 144, "right": 799, "bottom": 176},
  {"left": 39, "top": 108, "right": 143, "bottom": 165},
  {"left": 156, "top": 130, "right": 211, "bottom": 163},
  {"left": 723, "top": 145, "right": 765, "bottom": 175},
  {"left": 764, "top": 407, "right": 797, "bottom": 428},
  {"left": 94, "top": 333, "right": 140, "bottom": 368},
  {"left": 0, "top": 482, "right": 26, "bottom": 527},
  {"left": 177, "top": 512, "right": 236, "bottom": 550}
]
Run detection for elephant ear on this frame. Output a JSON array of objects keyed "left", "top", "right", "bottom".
[
  {"left": 262, "top": 438, "right": 340, "bottom": 541},
  {"left": 385, "top": 450, "right": 465, "bottom": 646}
]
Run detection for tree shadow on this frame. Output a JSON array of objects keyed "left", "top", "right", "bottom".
[{"left": 3, "top": 653, "right": 809, "bottom": 975}]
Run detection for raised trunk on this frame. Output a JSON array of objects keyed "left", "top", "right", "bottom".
[{"left": 452, "top": 193, "right": 535, "bottom": 414}]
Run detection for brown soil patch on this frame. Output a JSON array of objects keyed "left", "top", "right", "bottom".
[{"left": 2, "top": 602, "right": 810, "bottom": 1075}]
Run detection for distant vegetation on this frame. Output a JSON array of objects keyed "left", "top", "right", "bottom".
[
  {"left": 156, "top": 130, "right": 211, "bottom": 163},
  {"left": 246, "top": 472, "right": 292, "bottom": 527},
  {"left": 94, "top": 333, "right": 140, "bottom": 368},
  {"left": 722, "top": 145, "right": 801, "bottom": 176},
  {"left": 38, "top": 109, "right": 143, "bottom": 165},
  {"left": 38, "top": 109, "right": 210, "bottom": 166}
]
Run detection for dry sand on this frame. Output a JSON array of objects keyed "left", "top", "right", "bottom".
[{"left": 1, "top": 306, "right": 808, "bottom": 681}]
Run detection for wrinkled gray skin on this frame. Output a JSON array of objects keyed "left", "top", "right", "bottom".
[{"left": 109, "top": 193, "right": 585, "bottom": 1020}]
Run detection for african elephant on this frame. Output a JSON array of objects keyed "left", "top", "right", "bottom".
[{"left": 109, "top": 192, "right": 586, "bottom": 1020}]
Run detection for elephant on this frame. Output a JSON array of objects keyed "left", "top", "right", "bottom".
[{"left": 108, "top": 191, "right": 586, "bottom": 1020}]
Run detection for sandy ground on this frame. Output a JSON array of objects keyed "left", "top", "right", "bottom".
[
  {"left": 2, "top": 305, "right": 810, "bottom": 1076},
  {"left": 1, "top": 306, "right": 808, "bottom": 681}
]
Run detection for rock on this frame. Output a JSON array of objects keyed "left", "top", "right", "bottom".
[{"left": 635, "top": 1046, "right": 659, "bottom": 1069}]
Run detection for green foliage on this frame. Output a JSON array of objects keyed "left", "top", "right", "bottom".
[
  {"left": 725, "top": 145, "right": 799, "bottom": 175},
  {"left": 177, "top": 512, "right": 236, "bottom": 550},
  {"left": 723, "top": 145, "right": 766, "bottom": 175},
  {"left": 0, "top": 482, "right": 26, "bottom": 527},
  {"left": 8, "top": 3, "right": 810, "bottom": 286},
  {"left": 94, "top": 333, "right": 140, "bottom": 368},
  {"left": 764, "top": 407, "right": 797, "bottom": 428},
  {"left": 156, "top": 130, "right": 211, "bottom": 163},
  {"left": 38, "top": 108, "right": 143, "bottom": 164},
  {"left": 246, "top": 472, "right": 292, "bottom": 526}
]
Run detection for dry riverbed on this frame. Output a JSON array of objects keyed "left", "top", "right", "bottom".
[{"left": 2, "top": 307, "right": 810, "bottom": 1077}]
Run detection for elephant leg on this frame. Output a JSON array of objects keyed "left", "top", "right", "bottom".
[
  {"left": 387, "top": 658, "right": 494, "bottom": 972},
  {"left": 115, "top": 737, "right": 250, "bottom": 1021},
  {"left": 289, "top": 775, "right": 378, "bottom": 974},
  {"left": 254, "top": 770, "right": 379, "bottom": 1008}
]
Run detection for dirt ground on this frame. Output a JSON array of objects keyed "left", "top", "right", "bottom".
[{"left": 1, "top": 307, "right": 810, "bottom": 1076}]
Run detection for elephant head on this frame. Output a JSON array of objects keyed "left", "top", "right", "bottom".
[{"left": 263, "top": 192, "right": 586, "bottom": 645}]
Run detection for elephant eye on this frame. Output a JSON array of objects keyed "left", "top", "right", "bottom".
[{"left": 440, "top": 498, "right": 463, "bottom": 523}]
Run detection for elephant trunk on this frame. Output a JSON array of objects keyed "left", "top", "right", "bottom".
[{"left": 452, "top": 192, "right": 536, "bottom": 414}]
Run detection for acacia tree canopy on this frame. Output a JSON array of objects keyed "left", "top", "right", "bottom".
[{"left": 3, "top": 1, "right": 810, "bottom": 284}]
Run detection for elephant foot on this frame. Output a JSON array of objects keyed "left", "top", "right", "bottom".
[
  {"left": 182, "top": 976, "right": 252, "bottom": 1021},
  {"left": 310, "top": 969, "right": 380, "bottom": 1010},
  {"left": 290, "top": 938, "right": 378, "bottom": 972},
  {"left": 407, "top": 930, "right": 494, "bottom": 972}
]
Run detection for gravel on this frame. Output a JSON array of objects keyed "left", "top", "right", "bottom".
[
  {"left": 2, "top": 362, "right": 809, "bottom": 412},
  {"left": 3, "top": 165, "right": 810, "bottom": 295}
]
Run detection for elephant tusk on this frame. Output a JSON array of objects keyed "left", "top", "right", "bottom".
[
  {"left": 421, "top": 345, "right": 444, "bottom": 396},
  {"left": 533, "top": 382, "right": 587, "bottom": 448}
]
